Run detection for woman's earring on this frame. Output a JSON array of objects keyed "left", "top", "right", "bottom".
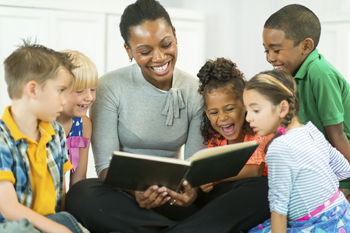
[{"left": 129, "top": 57, "right": 133, "bottom": 63}]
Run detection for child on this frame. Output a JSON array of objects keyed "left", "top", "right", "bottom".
[
  {"left": 244, "top": 69, "right": 350, "bottom": 232},
  {"left": 196, "top": 57, "right": 272, "bottom": 231},
  {"left": 0, "top": 41, "right": 85, "bottom": 233},
  {"left": 57, "top": 50, "right": 98, "bottom": 187},
  {"left": 262, "top": 4, "right": 350, "bottom": 163}
]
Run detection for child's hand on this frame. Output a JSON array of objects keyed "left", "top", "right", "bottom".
[
  {"left": 200, "top": 183, "right": 214, "bottom": 193},
  {"left": 134, "top": 185, "right": 170, "bottom": 209},
  {"left": 166, "top": 180, "right": 198, "bottom": 207}
]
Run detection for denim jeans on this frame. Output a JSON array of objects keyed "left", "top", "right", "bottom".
[
  {"left": 0, "top": 219, "right": 40, "bottom": 233},
  {"left": 0, "top": 212, "right": 83, "bottom": 233},
  {"left": 46, "top": 211, "right": 83, "bottom": 233}
]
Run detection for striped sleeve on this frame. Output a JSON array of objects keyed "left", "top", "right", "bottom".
[
  {"left": 266, "top": 139, "right": 295, "bottom": 216},
  {"left": 328, "top": 142, "right": 350, "bottom": 180}
]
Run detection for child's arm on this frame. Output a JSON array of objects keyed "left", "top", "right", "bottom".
[
  {"left": 221, "top": 163, "right": 265, "bottom": 182},
  {"left": 61, "top": 172, "right": 67, "bottom": 211},
  {"left": 271, "top": 211, "right": 287, "bottom": 233},
  {"left": 325, "top": 122, "right": 350, "bottom": 162},
  {"left": 200, "top": 164, "right": 264, "bottom": 192},
  {"left": 0, "top": 180, "right": 72, "bottom": 233},
  {"left": 70, "top": 116, "right": 91, "bottom": 187}
]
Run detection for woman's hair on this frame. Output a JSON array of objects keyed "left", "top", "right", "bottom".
[
  {"left": 197, "top": 57, "right": 253, "bottom": 146},
  {"left": 60, "top": 50, "right": 98, "bottom": 91},
  {"left": 119, "top": 0, "right": 174, "bottom": 47},
  {"left": 245, "top": 69, "right": 300, "bottom": 152}
]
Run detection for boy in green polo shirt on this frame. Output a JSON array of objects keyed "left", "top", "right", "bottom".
[{"left": 262, "top": 4, "right": 350, "bottom": 193}]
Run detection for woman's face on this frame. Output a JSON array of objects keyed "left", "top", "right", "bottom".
[{"left": 125, "top": 18, "right": 178, "bottom": 91}]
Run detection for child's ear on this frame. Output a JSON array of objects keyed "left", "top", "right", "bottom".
[
  {"left": 279, "top": 100, "right": 290, "bottom": 118},
  {"left": 301, "top": 38, "right": 314, "bottom": 55},
  {"left": 26, "top": 80, "right": 39, "bottom": 100},
  {"left": 124, "top": 43, "right": 133, "bottom": 61}
]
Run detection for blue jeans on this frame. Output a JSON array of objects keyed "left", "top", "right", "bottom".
[
  {"left": 0, "top": 212, "right": 83, "bottom": 233},
  {"left": 46, "top": 212, "right": 83, "bottom": 233}
]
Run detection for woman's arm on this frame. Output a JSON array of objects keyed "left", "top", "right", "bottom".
[
  {"left": 184, "top": 103, "right": 206, "bottom": 159},
  {"left": 69, "top": 116, "right": 91, "bottom": 186},
  {"left": 89, "top": 75, "right": 121, "bottom": 178},
  {"left": 0, "top": 181, "right": 72, "bottom": 233}
]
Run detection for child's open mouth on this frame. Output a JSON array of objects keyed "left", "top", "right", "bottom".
[
  {"left": 77, "top": 104, "right": 89, "bottom": 110},
  {"left": 220, "top": 124, "right": 236, "bottom": 136}
]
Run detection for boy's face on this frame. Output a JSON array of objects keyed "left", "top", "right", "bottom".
[
  {"left": 205, "top": 91, "right": 246, "bottom": 144},
  {"left": 35, "top": 68, "right": 71, "bottom": 122},
  {"left": 263, "top": 28, "right": 305, "bottom": 77}
]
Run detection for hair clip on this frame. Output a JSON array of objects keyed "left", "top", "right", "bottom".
[{"left": 277, "top": 126, "right": 287, "bottom": 135}]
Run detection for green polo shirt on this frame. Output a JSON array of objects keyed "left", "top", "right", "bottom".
[{"left": 294, "top": 49, "right": 350, "bottom": 143}]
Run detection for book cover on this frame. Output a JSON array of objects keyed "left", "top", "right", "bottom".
[{"left": 104, "top": 141, "right": 258, "bottom": 191}]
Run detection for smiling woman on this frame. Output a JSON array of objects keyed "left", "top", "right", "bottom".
[{"left": 64, "top": 0, "right": 215, "bottom": 232}]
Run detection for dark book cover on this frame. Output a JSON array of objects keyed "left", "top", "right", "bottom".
[
  {"left": 104, "top": 155, "right": 191, "bottom": 191},
  {"left": 104, "top": 141, "right": 259, "bottom": 191},
  {"left": 185, "top": 144, "right": 259, "bottom": 188}
]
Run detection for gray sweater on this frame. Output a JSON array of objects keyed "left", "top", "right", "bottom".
[{"left": 90, "top": 64, "right": 205, "bottom": 176}]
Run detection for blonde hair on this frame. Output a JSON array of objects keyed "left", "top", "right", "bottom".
[
  {"left": 4, "top": 40, "right": 75, "bottom": 99},
  {"left": 60, "top": 50, "right": 98, "bottom": 91}
]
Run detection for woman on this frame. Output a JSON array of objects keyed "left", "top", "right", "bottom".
[
  {"left": 66, "top": 0, "right": 204, "bottom": 232},
  {"left": 66, "top": 1, "right": 269, "bottom": 232}
]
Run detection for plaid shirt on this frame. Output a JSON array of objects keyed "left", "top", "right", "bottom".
[{"left": 0, "top": 107, "right": 71, "bottom": 221}]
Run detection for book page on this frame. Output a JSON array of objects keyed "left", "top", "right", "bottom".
[
  {"left": 112, "top": 151, "right": 192, "bottom": 166},
  {"left": 186, "top": 140, "right": 257, "bottom": 162}
]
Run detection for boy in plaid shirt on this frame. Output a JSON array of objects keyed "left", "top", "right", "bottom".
[{"left": 0, "top": 41, "right": 84, "bottom": 233}]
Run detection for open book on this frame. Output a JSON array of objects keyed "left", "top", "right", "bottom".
[{"left": 104, "top": 141, "right": 258, "bottom": 191}]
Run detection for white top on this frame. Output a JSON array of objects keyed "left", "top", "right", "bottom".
[
  {"left": 266, "top": 122, "right": 350, "bottom": 220},
  {"left": 90, "top": 64, "right": 205, "bottom": 176}
]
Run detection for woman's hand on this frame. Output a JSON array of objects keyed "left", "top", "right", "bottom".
[
  {"left": 166, "top": 181, "right": 198, "bottom": 207},
  {"left": 200, "top": 183, "right": 214, "bottom": 193},
  {"left": 135, "top": 185, "right": 170, "bottom": 209}
]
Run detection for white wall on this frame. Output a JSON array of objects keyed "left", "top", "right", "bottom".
[
  {"left": 0, "top": 0, "right": 205, "bottom": 180},
  {"left": 1, "top": 0, "right": 350, "bottom": 180},
  {"left": 161, "top": 0, "right": 350, "bottom": 80}
]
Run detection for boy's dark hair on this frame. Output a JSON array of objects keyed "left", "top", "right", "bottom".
[
  {"left": 245, "top": 69, "right": 300, "bottom": 153},
  {"left": 197, "top": 58, "right": 253, "bottom": 146},
  {"left": 264, "top": 4, "right": 321, "bottom": 48},
  {"left": 119, "top": 0, "right": 174, "bottom": 47},
  {"left": 4, "top": 40, "right": 75, "bottom": 99}
]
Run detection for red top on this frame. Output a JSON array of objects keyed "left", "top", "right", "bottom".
[{"left": 208, "top": 133, "right": 273, "bottom": 176}]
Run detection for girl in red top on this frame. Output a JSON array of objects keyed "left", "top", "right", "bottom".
[{"left": 196, "top": 58, "right": 272, "bottom": 232}]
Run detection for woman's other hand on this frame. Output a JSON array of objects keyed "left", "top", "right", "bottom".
[
  {"left": 135, "top": 186, "right": 170, "bottom": 209},
  {"left": 166, "top": 180, "right": 198, "bottom": 207}
]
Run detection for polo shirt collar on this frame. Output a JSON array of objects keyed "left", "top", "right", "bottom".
[
  {"left": 294, "top": 49, "right": 319, "bottom": 80},
  {"left": 1, "top": 106, "right": 55, "bottom": 142}
]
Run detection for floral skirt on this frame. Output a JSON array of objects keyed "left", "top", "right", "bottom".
[{"left": 248, "top": 201, "right": 350, "bottom": 233}]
